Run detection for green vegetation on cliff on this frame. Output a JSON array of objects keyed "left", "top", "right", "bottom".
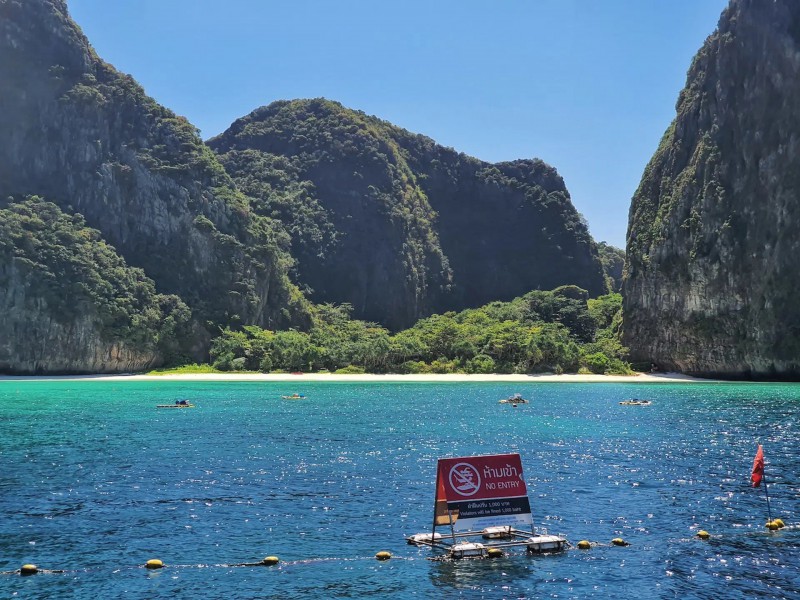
[
  {"left": 0, "top": 0, "right": 309, "bottom": 343},
  {"left": 0, "top": 1, "right": 613, "bottom": 375},
  {"left": 0, "top": 0, "right": 312, "bottom": 372},
  {"left": 624, "top": 0, "right": 800, "bottom": 378},
  {"left": 209, "top": 99, "right": 452, "bottom": 330},
  {"left": 0, "top": 197, "right": 192, "bottom": 372},
  {"left": 209, "top": 288, "right": 629, "bottom": 375},
  {"left": 597, "top": 242, "right": 625, "bottom": 293},
  {"left": 210, "top": 98, "right": 607, "bottom": 330}
]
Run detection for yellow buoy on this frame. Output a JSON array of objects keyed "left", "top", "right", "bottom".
[
  {"left": 145, "top": 559, "right": 164, "bottom": 569},
  {"left": 577, "top": 540, "right": 591, "bottom": 550},
  {"left": 611, "top": 538, "right": 628, "bottom": 547},
  {"left": 766, "top": 521, "right": 779, "bottom": 531},
  {"left": 487, "top": 548, "right": 503, "bottom": 558},
  {"left": 774, "top": 519, "right": 785, "bottom": 529},
  {"left": 262, "top": 556, "right": 280, "bottom": 566},
  {"left": 20, "top": 564, "right": 38, "bottom": 576},
  {"left": 375, "top": 551, "right": 392, "bottom": 561},
  {"left": 697, "top": 530, "right": 710, "bottom": 540}
]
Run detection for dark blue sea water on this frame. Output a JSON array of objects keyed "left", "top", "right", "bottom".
[{"left": 0, "top": 380, "right": 798, "bottom": 599}]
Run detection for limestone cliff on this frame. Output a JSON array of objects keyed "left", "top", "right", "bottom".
[
  {"left": 597, "top": 242, "right": 625, "bottom": 293},
  {"left": 624, "top": 0, "right": 800, "bottom": 377},
  {"left": 0, "top": 0, "right": 306, "bottom": 372},
  {"left": 0, "top": 198, "right": 191, "bottom": 374},
  {"left": 210, "top": 99, "right": 606, "bottom": 329}
]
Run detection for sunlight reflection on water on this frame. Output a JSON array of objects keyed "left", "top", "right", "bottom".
[{"left": 0, "top": 380, "right": 798, "bottom": 598}]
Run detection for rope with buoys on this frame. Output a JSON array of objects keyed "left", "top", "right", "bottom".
[
  {"left": 4, "top": 522, "right": 797, "bottom": 575},
  {"left": 0, "top": 553, "right": 415, "bottom": 576}
]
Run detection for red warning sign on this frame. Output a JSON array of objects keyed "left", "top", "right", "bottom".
[{"left": 434, "top": 453, "right": 532, "bottom": 532}]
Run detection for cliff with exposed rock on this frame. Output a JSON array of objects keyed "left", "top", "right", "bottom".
[
  {"left": 0, "top": 0, "right": 612, "bottom": 372},
  {"left": 0, "top": 198, "right": 192, "bottom": 373},
  {"left": 624, "top": 0, "right": 800, "bottom": 378},
  {"left": 210, "top": 99, "right": 607, "bottom": 329},
  {"left": 0, "top": 0, "right": 306, "bottom": 372}
]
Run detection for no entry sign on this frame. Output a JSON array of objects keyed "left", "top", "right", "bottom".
[{"left": 434, "top": 453, "right": 533, "bottom": 532}]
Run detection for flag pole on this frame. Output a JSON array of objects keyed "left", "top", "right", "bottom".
[
  {"left": 763, "top": 472, "right": 773, "bottom": 523},
  {"left": 751, "top": 444, "right": 773, "bottom": 523}
]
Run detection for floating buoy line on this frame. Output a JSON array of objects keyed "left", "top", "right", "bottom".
[
  {"left": 4, "top": 454, "right": 793, "bottom": 574},
  {"left": 7, "top": 445, "right": 789, "bottom": 574},
  {"left": 0, "top": 554, "right": 413, "bottom": 576},
  {"left": 2, "top": 523, "right": 796, "bottom": 576}
]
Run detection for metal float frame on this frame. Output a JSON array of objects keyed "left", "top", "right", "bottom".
[{"left": 407, "top": 524, "right": 568, "bottom": 559}]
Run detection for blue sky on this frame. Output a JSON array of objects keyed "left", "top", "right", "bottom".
[{"left": 68, "top": 0, "right": 729, "bottom": 249}]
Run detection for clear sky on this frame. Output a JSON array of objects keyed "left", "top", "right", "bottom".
[{"left": 68, "top": 0, "right": 729, "bottom": 249}]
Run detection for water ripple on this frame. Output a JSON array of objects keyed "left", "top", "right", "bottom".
[{"left": 0, "top": 380, "right": 798, "bottom": 598}]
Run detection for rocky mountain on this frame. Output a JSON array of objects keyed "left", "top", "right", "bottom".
[
  {"left": 0, "top": 0, "right": 610, "bottom": 372},
  {"left": 0, "top": 0, "right": 307, "bottom": 372},
  {"left": 597, "top": 242, "right": 625, "bottom": 293},
  {"left": 0, "top": 198, "right": 192, "bottom": 373},
  {"left": 624, "top": 0, "right": 800, "bottom": 377},
  {"left": 210, "top": 99, "right": 607, "bottom": 330}
]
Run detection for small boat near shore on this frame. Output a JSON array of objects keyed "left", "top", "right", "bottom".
[
  {"left": 619, "top": 399, "right": 652, "bottom": 406},
  {"left": 157, "top": 400, "right": 195, "bottom": 409},
  {"left": 498, "top": 393, "right": 528, "bottom": 405},
  {"left": 281, "top": 393, "right": 306, "bottom": 400}
]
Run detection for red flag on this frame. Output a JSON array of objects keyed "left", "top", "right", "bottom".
[{"left": 751, "top": 445, "right": 764, "bottom": 488}]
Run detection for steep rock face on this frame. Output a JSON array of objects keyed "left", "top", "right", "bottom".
[
  {"left": 0, "top": 0, "right": 301, "bottom": 335},
  {"left": 0, "top": 274, "right": 158, "bottom": 374},
  {"left": 0, "top": 0, "right": 306, "bottom": 371},
  {"left": 396, "top": 135, "right": 607, "bottom": 310},
  {"left": 624, "top": 0, "right": 800, "bottom": 377},
  {"left": 209, "top": 100, "right": 452, "bottom": 330},
  {"left": 0, "top": 198, "right": 191, "bottom": 374},
  {"left": 597, "top": 243, "right": 625, "bottom": 293},
  {"left": 210, "top": 99, "right": 606, "bottom": 329}
]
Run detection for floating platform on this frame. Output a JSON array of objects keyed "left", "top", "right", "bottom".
[
  {"left": 408, "top": 453, "right": 568, "bottom": 559},
  {"left": 525, "top": 533, "right": 568, "bottom": 553},
  {"left": 407, "top": 526, "right": 568, "bottom": 559},
  {"left": 407, "top": 532, "right": 442, "bottom": 545},
  {"left": 451, "top": 542, "right": 486, "bottom": 559},
  {"left": 482, "top": 525, "right": 515, "bottom": 539}
]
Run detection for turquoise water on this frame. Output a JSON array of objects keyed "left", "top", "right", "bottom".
[{"left": 0, "top": 380, "right": 798, "bottom": 599}]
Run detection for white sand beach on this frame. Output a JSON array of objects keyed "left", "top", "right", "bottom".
[{"left": 0, "top": 371, "right": 713, "bottom": 383}]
